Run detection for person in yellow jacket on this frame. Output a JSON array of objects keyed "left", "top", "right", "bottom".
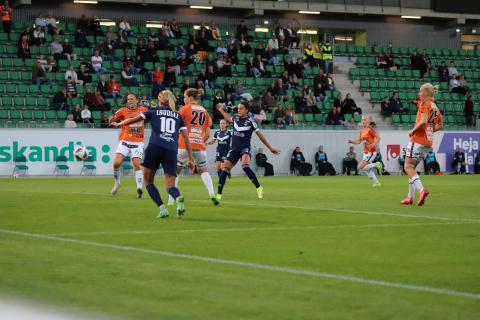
[
  {"left": 303, "top": 43, "right": 316, "bottom": 67},
  {"left": 321, "top": 41, "right": 333, "bottom": 73},
  {"left": 313, "top": 42, "right": 323, "bottom": 67}
]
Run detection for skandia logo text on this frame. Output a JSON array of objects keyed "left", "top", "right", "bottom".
[{"left": 0, "top": 141, "right": 111, "bottom": 163}]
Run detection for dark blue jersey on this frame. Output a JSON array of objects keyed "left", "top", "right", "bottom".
[
  {"left": 141, "top": 106, "right": 186, "bottom": 152},
  {"left": 213, "top": 129, "right": 232, "bottom": 155},
  {"left": 231, "top": 113, "right": 259, "bottom": 151}
]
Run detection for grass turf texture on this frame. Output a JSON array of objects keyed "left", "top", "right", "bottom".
[{"left": 0, "top": 175, "right": 479, "bottom": 320}]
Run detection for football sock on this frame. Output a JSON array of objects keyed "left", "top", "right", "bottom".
[
  {"left": 411, "top": 174, "right": 424, "bottom": 192},
  {"left": 408, "top": 178, "right": 415, "bottom": 198},
  {"left": 167, "top": 186, "right": 181, "bottom": 200},
  {"left": 113, "top": 168, "right": 121, "bottom": 184},
  {"left": 366, "top": 168, "right": 378, "bottom": 184},
  {"left": 218, "top": 168, "right": 230, "bottom": 195},
  {"left": 217, "top": 169, "right": 222, "bottom": 177},
  {"left": 242, "top": 165, "right": 260, "bottom": 188},
  {"left": 135, "top": 170, "right": 143, "bottom": 189},
  {"left": 168, "top": 176, "right": 180, "bottom": 203},
  {"left": 146, "top": 183, "right": 163, "bottom": 207},
  {"left": 201, "top": 172, "right": 215, "bottom": 196}
]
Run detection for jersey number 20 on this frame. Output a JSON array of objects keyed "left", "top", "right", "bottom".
[
  {"left": 160, "top": 117, "right": 176, "bottom": 133},
  {"left": 190, "top": 111, "right": 206, "bottom": 126}
]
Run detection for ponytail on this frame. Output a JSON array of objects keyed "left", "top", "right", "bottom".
[{"left": 158, "top": 90, "right": 177, "bottom": 111}]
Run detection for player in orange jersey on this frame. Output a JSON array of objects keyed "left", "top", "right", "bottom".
[
  {"left": 401, "top": 83, "right": 443, "bottom": 206},
  {"left": 348, "top": 115, "right": 383, "bottom": 187},
  {"left": 109, "top": 93, "right": 148, "bottom": 198},
  {"left": 167, "top": 88, "right": 218, "bottom": 205}
]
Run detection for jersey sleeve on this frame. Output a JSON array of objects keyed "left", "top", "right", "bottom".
[
  {"left": 213, "top": 131, "right": 218, "bottom": 139},
  {"left": 178, "top": 115, "right": 187, "bottom": 131},
  {"left": 140, "top": 110, "right": 153, "bottom": 121},
  {"left": 114, "top": 108, "right": 124, "bottom": 120},
  {"left": 251, "top": 116, "right": 259, "bottom": 132}
]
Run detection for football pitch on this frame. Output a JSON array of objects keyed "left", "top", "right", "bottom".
[{"left": 0, "top": 175, "right": 479, "bottom": 319}]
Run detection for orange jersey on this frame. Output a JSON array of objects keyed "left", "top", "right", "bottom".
[
  {"left": 114, "top": 106, "right": 148, "bottom": 142},
  {"left": 178, "top": 103, "right": 212, "bottom": 151},
  {"left": 411, "top": 99, "right": 442, "bottom": 147},
  {"left": 359, "top": 126, "right": 378, "bottom": 153}
]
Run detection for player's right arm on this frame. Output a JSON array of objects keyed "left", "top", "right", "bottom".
[
  {"left": 181, "top": 128, "right": 195, "bottom": 173},
  {"left": 111, "top": 115, "right": 143, "bottom": 127},
  {"left": 109, "top": 108, "right": 124, "bottom": 124},
  {"left": 215, "top": 104, "right": 233, "bottom": 123}
]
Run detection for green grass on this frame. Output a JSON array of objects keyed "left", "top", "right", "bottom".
[{"left": 0, "top": 175, "right": 479, "bottom": 319}]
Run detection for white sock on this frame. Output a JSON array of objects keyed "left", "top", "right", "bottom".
[
  {"left": 168, "top": 176, "right": 179, "bottom": 203},
  {"left": 135, "top": 170, "right": 143, "bottom": 189},
  {"left": 408, "top": 178, "right": 415, "bottom": 198},
  {"left": 113, "top": 168, "right": 121, "bottom": 184},
  {"left": 411, "top": 174, "right": 424, "bottom": 192},
  {"left": 366, "top": 168, "right": 378, "bottom": 184},
  {"left": 201, "top": 172, "right": 215, "bottom": 197},
  {"left": 364, "top": 163, "right": 377, "bottom": 171}
]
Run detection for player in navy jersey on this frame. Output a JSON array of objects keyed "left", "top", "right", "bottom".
[
  {"left": 112, "top": 90, "right": 194, "bottom": 218},
  {"left": 207, "top": 119, "right": 232, "bottom": 177},
  {"left": 215, "top": 101, "right": 280, "bottom": 201}
]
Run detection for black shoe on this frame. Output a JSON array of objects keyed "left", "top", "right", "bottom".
[{"left": 137, "top": 188, "right": 143, "bottom": 199}]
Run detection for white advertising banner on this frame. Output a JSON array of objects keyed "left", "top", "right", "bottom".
[{"left": 0, "top": 129, "right": 479, "bottom": 176}]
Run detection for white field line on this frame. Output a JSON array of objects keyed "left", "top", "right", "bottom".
[
  {"left": 1, "top": 228, "right": 479, "bottom": 300},
  {"left": 1, "top": 188, "right": 479, "bottom": 223},
  {"left": 46, "top": 221, "right": 480, "bottom": 237}
]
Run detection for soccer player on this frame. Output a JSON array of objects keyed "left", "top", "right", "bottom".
[
  {"left": 348, "top": 115, "right": 383, "bottom": 187},
  {"left": 168, "top": 88, "right": 218, "bottom": 205},
  {"left": 215, "top": 100, "right": 280, "bottom": 201},
  {"left": 112, "top": 90, "right": 194, "bottom": 218},
  {"left": 401, "top": 83, "right": 443, "bottom": 206},
  {"left": 207, "top": 119, "right": 232, "bottom": 177},
  {"left": 109, "top": 94, "right": 147, "bottom": 198}
]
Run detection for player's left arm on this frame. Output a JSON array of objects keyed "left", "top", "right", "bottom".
[
  {"left": 409, "top": 112, "right": 428, "bottom": 136},
  {"left": 255, "top": 130, "right": 280, "bottom": 155},
  {"left": 111, "top": 115, "right": 143, "bottom": 127}
]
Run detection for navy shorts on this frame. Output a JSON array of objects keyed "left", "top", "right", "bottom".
[
  {"left": 225, "top": 147, "right": 250, "bottom": 166},
  {"left": 215, "top": 151, "right": 228, "bottom": 162},
  {"left": 142, "top": 144, "right": 177, "bottom": 176}
]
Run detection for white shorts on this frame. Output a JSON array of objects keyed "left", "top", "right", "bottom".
[
  {"left": 115, "top": 140, "right": 144, "bottom": 160},
  {"left": 177, "top": 149, "right": 208, "bottom": 169},
  {"left": 362, "top": 152, "right": 377, "bottom": 163},
  {"left": 405, "top": 141, "right": 431, "bottom": 160}
]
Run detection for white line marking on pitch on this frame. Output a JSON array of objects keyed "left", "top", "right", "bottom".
[
  {"left": 1, "top": 188, "right": 479, "bottom": 223},
  {"left": 46, "top": 222, "right": 480, "bottom": 237},
  {"left": 0, "top": 228, "right": 479, "bottom": 300}
]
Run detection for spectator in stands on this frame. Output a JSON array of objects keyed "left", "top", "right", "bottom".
[
  {"left": 107, "top": 75, "right": 121, "bottom": 98},
  {"left": 66, "top": 77, "right": 77, "bottom": 98},
  {"left": 36, "top": 55, "right": 48, "bottom": 72},
  {"left": 239, "top": 34, "right": 252, "bottom": 53},
  {"left": 78, "top": 63, "right": 92, "bottom": 85},
  {"left": 254, "top": 54, "right": 271, "bottom": 77},
  {"left": 265, "top": 45, "right": 278, "bottom": 65},
  {"left": 303, "top": 43, "right": 315, "bottom": 67},
  {"left": 255, "top": 148, "right": 274, "bottom": 176},
  {"left": 236, "top": 20, "right": 249, "bottom": 40},
  {"left": 50, "top": 37, "right": 64, "bottom": 60},
  {"left": 410, "top": 50, "right": 426, "bottom": 78},
  {"left": 71, "top": 104, "right": 82, "bottom": 123},
  {"left": 62, "top": 39, "right": 76, "bottom": 61},
  {"left": 380, "top": 96, "right": 391, "bottom": 116},
  {"left": 313, "top": 83, "right": 325, "bottom": 102},
  {"left": 35, "top": 13, "right": 46, "bottom": 30},
  {"left": 438, "top": 60, "right": 449, "bottom": 82},
  {"left": 206, "top": 65, "right": 221, "bottom": 88},
  {"left": 376, "top": 52, "right": 388, "bottom": 69},
  {"left": 100, "top": 113, "right": 110, "bottom": 128},
  {"left": 33, "top": 26, "right": 46, "bottom": 46},
  {"left": 343, "top": 146, "right": 358, "bottom": 175},
  {"left": 97, "top": 75, "right": 108, "bottom": 97},
  {"left": 163, "top": 20, "right": 175, "bottom": 38},
  {"left": 64, "top": 114, "right": 77, "bottom": 128},
  {"left": 465, "top": 95, "right": 474, "bottom": 126},
  {"left": 105, "top": 26, "right": 118, "bottom": 45},
  {"left": 273, "top": 103, "right": 286, "bottom": 127},
  {"left": 457, "top": 75, "right": 470, "bottom": 95},
  {"left": 254, "top": 42, "right": 265, "bottom": 59},
  {"left": 424, "top": 151, "right": 440, "bottom": 174},
  {"left": 284, "top": 56, "right": 295, "bottom": 76},
  {"left": 177, "top": 53, "right": 192, "bottom": 75},
  {"left": 170, "top": 19, "right": 181, "bottom": 38},
  {"left": 385, "top": 48, "right": 399, "bottom": 71},
  {"left": 450, "top": 75, "right": 467, "bottom": 95},
  {"left": 246, "top": 56, "right": 257, "bottom": 77},
  {"left": 315, "top": 146, "right": 336, "bottom": 176},
  {"left": 51, "top": 87, "right": 69, "bottom": 110},
  {"left": 18, "top": 35, "right": 30, "bottom": 60},
  {"left": 32, "top": 61, "right": 51, "bottom": 86},
  {"left": 267, "top": 34, "right": 279, "bottom": 53},
  {"left": 341, "top": 93, "right": 362, "bottom": 115},
  {"left": 388, "top": 91, "right": 408, "bottom": 114},
  {"left": 65, "top": 64, "right": 82, "bottom": 86},
  {"left": 263, "top": 91, "right": 277, "bottom": 112},
  {"left": 321, "top": 40, "right": 333, "bottom": 73},
  {"left": 121, "top": 65, "right": 139, "bottom": 87},
  {"left": 295, "top": 57, "right": 307, "bottom": 79},
  {"left": 164, "top": 65, "right": 176, "bottom": 87},
  {"left": 326, "top": 106, "right": 343, "bottom": 125},
  {"left": 452, "top": 148, "right": 467, "bottom": 174},
  {"left": 81, "top": 105, "right": 93, "bottom": 125},
  {"left": 326, "top": 73, "right": 336, "bottom": 91},
  {"left": 223, "top": 79, "right": 234, "bottom": 97},
  {"left": 448, "top": 61, "right": 458, "bottom": 78},
  {"left": 91, "top": 50, "right": 105, "bottom": 74},
  {"left": 73, "top": 27, "right": 89, "bottom": 48},
  {"left": 210, "top": 20, "right": 221, "bottom": 40},
  {"left": 285, "top": 105, "right": 298, "bottom": 125},
  {"left": 45, "top": 12, "right": 60, "bottom": 35},
  {"left": 1, "top": 1, "right": 12, "bottom": 39},
  {"left": 216, "top": 41, "right": 228, "bottom": 56},
  {"left": 294, "top": 91, "right": 309, "bottom": 113},
  {"left": 77, "top": 15, "right": 89, "bottom": 34},
  {"left": 151, "top": 77, "right": 165, "bottom": 98},
  {"left": 421, "top": 49, "right": 431, "bottom": 73},
  {"left": 306, "top": 91, "right": 320, "bottom": 113},
  {"left": 119, "top": 17, "right": 133, "bottom": 37},
  {"left": 290, "top": 147, "right": 312, "bottom": 176},
  {"left": 47, "top": 55, "right": 57, "bottom": 72},
  {"left": 118, "top": 30, "right": 132, "bottom": 49},
  {"left": 89, "top": 16, "right": 103, "bottom": 38}
]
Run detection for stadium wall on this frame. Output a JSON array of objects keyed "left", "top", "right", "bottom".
[
  {"left": 1, "top": 129, "right": 478, "bottom": 176},
  {"left": 17, "top": 3, "right": 460, "bottom": 48}
]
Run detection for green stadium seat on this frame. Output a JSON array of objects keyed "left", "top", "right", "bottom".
[
  {"left": 314, "top": 113, "right": 324, "bottom": 123},
  {"left": 2, "top": 96, "right": 13, "bottom": 108},
  {"left": 10, "top": 110, "right": 21, "bottom": 120},
  {"left": 14, "top": 97, "right": 25, "bottom": 107},
  {"left": 304, "top": 113, "right": 314, "bottom": 122},
  {"left": 45, "top": 111, "right": 56, "bottom": 120},
  {"left": 401, "top": 114, "right": 410, "bottom": 123},
  {"left": 21, "top": 110, "right": 32, "bottom": 120},
  {"left": 391, "top": 114, "right": 400, "bottom": 124},
  {"left": 57, "top": 111, "right": 67, "bottom": 120},
  {"left": 34, "top": 110, "right": 44, "bottom": 120},
  {"left": 37, "top": 97, "right": 48, "bottom": 108},
  {"left": 353, "top": 114, "right": 361, "bottom": 122},
  {"left": 0, "top": 109, "right": 8, "bottom": 120},
  {"left": 296, "top": 113, "right": 304, "bottom": 122}
]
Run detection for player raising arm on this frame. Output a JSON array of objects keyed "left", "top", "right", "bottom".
[
  {"left": 112, "top": 90, "right": 194, "bottom": 218},
  {"left": 401, "top": 83, "right": 443, "bottom": 206},
  {"left": 207, "top": 119, "right": 232, "bottom": 177},
  {"left": 215, "top": 100, "right": 280, "bottom": 202},
  {"left": 348, "top": 115, "right": 383, "bottom": 187}
]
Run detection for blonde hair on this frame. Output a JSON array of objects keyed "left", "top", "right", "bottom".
[
  {"left": 420, "top": 83, "right": 439, "bottom": 98},
  {"left": 158, "top": 90, "right": 177, "bottom": 111},
  {"left": 361, "top": 115, "right": 372, "bottom": 125}
]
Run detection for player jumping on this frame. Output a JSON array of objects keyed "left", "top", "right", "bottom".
[
  {"left": 207, "top": 119, "right": 232, "bottom": 177},
  {"left": 348, "top": 115, "right": 383, "bottom": 187},
  {"left": 401, "top": 83, "right": 443, "bottom": 206},
  {"left": 112, "top": 90, "right": 194, "bottom": 218},
  {"left": 215, "top": 100, "right": 280, "bottom": 201},
  {"left": 109, "top": 94, "right": 147, "bottom": 198}
]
